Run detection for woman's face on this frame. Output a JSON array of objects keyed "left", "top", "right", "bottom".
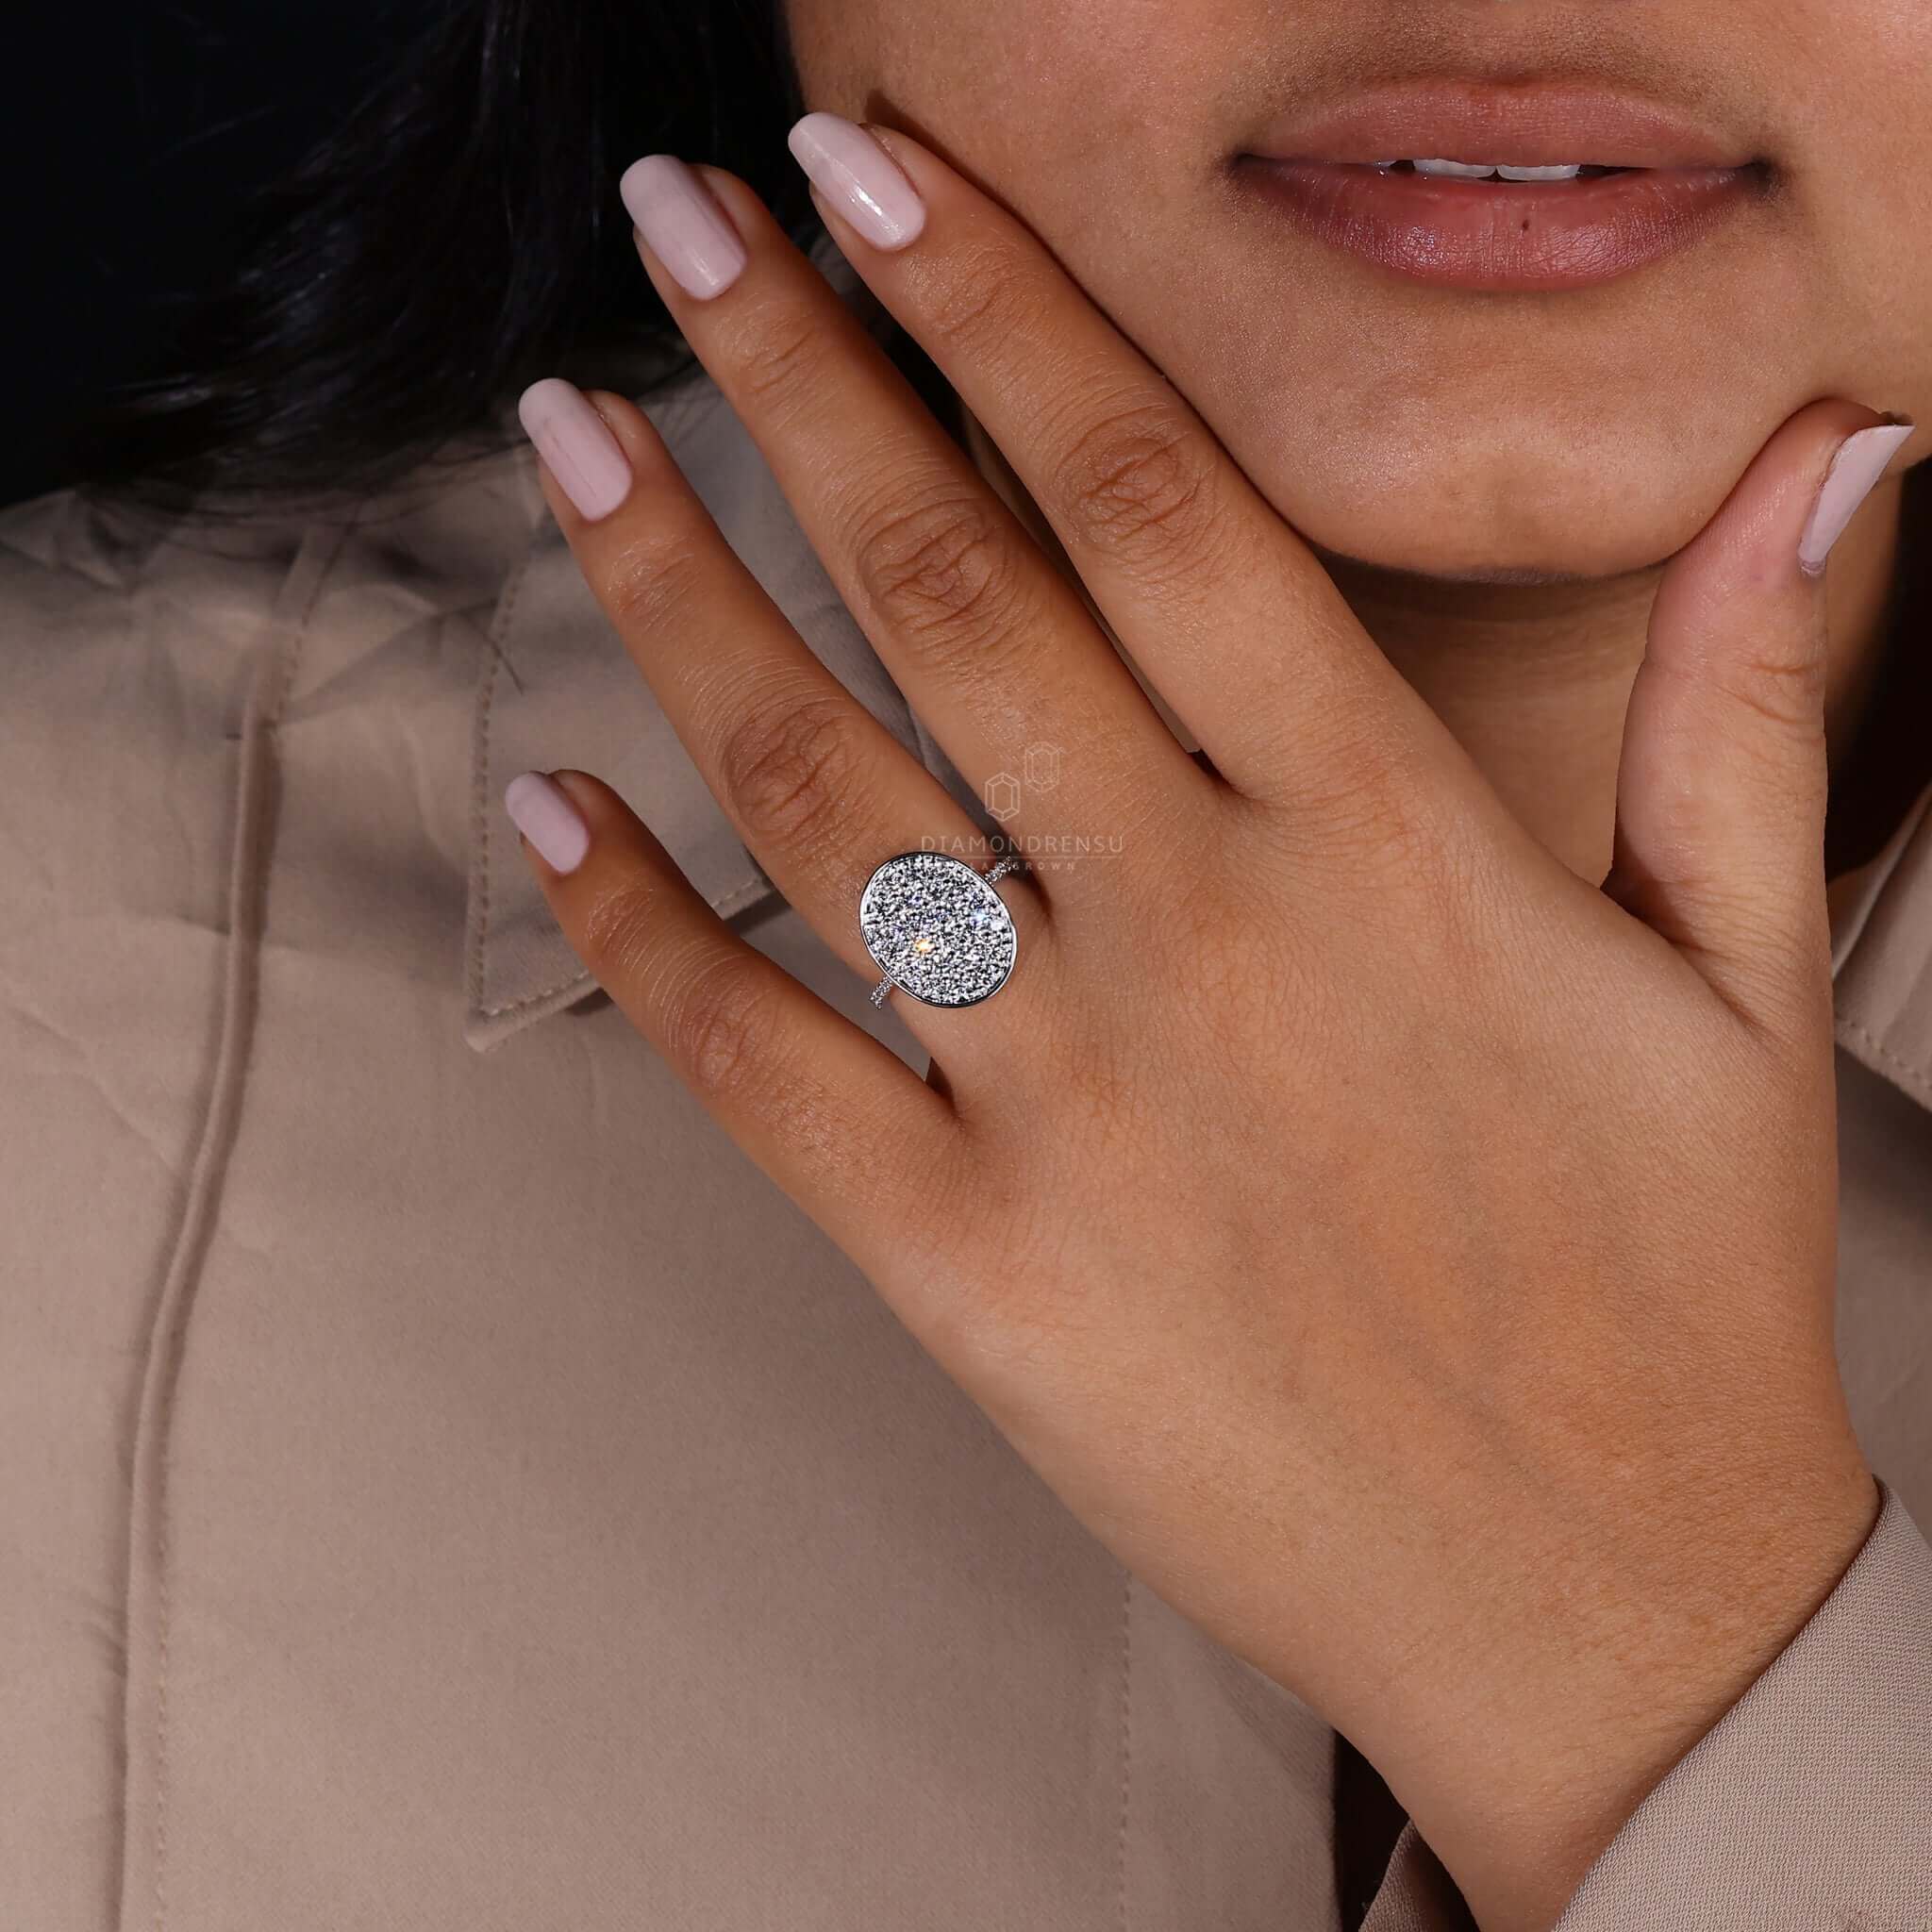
[{"left": 783, "top": 1, "right": 1930, "bottom": 584}]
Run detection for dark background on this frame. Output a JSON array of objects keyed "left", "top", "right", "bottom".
[{"left": 7, "top": 0, "right": 428, "bottom": 507}]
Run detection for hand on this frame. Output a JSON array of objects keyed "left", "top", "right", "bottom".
[{"left": 507, "top": 119, "right": 1895, "bottom": 1930}]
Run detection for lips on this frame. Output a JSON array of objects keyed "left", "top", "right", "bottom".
[
  {"left": 1237, "top": 78, "right": 1767, "bottom": 291},
  {"left": 1251, "top": 79, "right": 1755, "bottom": 172}
]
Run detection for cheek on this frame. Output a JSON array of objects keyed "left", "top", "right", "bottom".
[
  {"left": 1771, "top": 23, "right": 1932, "bottom": 422},
  {"left": 840, "top": 0, "right": 1265, "bottom": 230}
]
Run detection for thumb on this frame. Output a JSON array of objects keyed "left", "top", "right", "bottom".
[{"left": 1602, "top": 400, "right": 1914, "bottom": 1039}]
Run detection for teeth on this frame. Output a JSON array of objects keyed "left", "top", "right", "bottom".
[{"left": 1400, "top": 158, "right": 1590, "bottom": 181}]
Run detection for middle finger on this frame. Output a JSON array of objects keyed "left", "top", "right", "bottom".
[
  {"left": 619, "top": 153, "right": 1210, "bottom": 858},
  {"left": 781, "top": 114, "right": 1432, "bottom": 808}
]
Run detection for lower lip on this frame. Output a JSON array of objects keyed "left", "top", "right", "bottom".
[{"left": 1239, "top": 158, "right": 1759, "bottom": 291}]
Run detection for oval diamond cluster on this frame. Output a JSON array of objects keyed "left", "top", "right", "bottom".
[{"left": 858, "top": 852, "right": 1018, "bottom": 1008}]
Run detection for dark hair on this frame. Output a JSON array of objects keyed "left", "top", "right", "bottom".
[{"left": 68, "top": 0, "right": 808, "bottom": 519}]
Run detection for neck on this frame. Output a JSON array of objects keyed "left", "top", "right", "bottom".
[{"left": 956, "top": 401, "right": 1907, "bottom": 887}]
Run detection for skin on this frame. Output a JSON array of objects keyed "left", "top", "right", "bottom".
[
  {"left": 785, "top": 0, "right": 1931, "bottom": 880},
  {"left": 509, "top": 5, "right": 1928, "bottom": 1923}
]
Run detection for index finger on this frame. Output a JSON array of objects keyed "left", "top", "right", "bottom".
[{"left": 787, "top": 111, "right": 1433, "bottom": 803}]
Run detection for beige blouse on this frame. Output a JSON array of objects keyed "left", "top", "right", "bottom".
[{"left": 3, "top": 228, "right": 1927, "bottom": 1931}]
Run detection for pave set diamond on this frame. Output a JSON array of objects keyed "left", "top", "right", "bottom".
[{"left": 859, "top": 852, "right": 1019, "bottom": 1008}]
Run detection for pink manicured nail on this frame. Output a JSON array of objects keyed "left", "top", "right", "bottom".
[
  {"left": 1797, "top": 420, "right": 1914, "bottom": 576},
  {"left": 516, "top": 379, "right": 633, "bottom": 522},
  {"left": 619, "top": 154, "right": 748, "bottom": 298},
  {"left": 786, "top": 112, "right": 926, "bottom": 250},
  {"left": 505, "top": 772, "right": 590, "bottom": 874}
]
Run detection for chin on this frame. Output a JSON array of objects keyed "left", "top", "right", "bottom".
[
  {"left": 1298, "top": 521, "right": 1676, "bottom": 587},
  {"left": 1310, "top": 547, "right": 1620, "bottom": 588},
  {"left": 1209, "top": 352, "right": 1757, "bottom": 590},
  {"left": 1265, "top": 436, "right": 1718, "bottom": 587}
]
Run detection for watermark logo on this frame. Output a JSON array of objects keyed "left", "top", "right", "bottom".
[
  {"left": 925, "top": 740, "right": 1122, "bottom": 874},
  {"left": 984, "top": 771, "right": 1022, "bottom": 823},
  {"left": 983, "top": 740, "right": 1066, "bottom": 824},
  {"left": 1023, "top": 741, "right": 1061, "bottom": 793}
]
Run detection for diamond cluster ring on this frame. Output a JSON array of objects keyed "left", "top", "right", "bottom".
[{"left": 859, "top": 851, "right": 1026, "bottom": 1010}]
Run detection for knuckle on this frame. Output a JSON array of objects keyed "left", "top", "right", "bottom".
[
  {"left": 1258, "top": 707, "right": 1487, "bottom": 916},
  {"left": 573, "top": 873, "right": 815, "bottom": 1120},
  {"left": 1270, "top": 713, "right": 1427, "bottom": 873},
  {"left": 715, "top": 686, "right": 870, "bottom": 849},
  {"left": 1651, "top": 642, "right": 1825, "bottom": 752},
  {"left": 1404, "top": 816, "right": 1507, "bottom": 978},
  {"left": 1347, "top": 778, "right": 1447, "bottom": 887},
  {"left": 658, "top": 949, "right": 785, "bottom": 1101},
  {"left": 730, "top": 306, "right": 830, "bottom": 415},
  {"left": 1049, "top": 397, "right": 1224, "bottom": 573},
  {"left": 1714, "top": 652, "right": 1828, "bottom": 741},
  {"left": 1333, "top": 785, "right": 1501, "bottom": 972},
  {"left": 913, "top": 236, "right": 1050, "bottom": 358},
  {"left": 602, "top": 521, "right": 712, "bottom": 638},
  {"left": 579, "top": 864, "right": 673, "bottom": 983},
  {"left": 849, "top": 485, "right": 1029, "bottom": 665}
]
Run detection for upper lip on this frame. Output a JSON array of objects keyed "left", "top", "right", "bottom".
[{"left": 1247, "top": 78, "right": 1757, "bottom": 171}]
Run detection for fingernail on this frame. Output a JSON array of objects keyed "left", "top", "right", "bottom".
[
  {"left": 516, "top": 379, "right": 633, "bottom": 522},
  {"left": 619, "top": 154, "right": 747, "bottom": 298},
  {"left": 505, "top": 772, "right": 590, "bottom": 874},
  {"left": 786, "top": 113, "right": 925, "bottom": 250},
  {"left": 1797, "top": 419, "right": 1914, "bottom": 576}
]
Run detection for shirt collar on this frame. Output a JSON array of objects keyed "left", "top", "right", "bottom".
[{"left": 462, "top": 226, "right": 1932, "bottom": 1115}]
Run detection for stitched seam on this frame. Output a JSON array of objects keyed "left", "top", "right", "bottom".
[
  {"left": 466, "top": 531, "right": 539, "bottom": 1014},
  {"left": 143, "top": 519, "right": 341, "bottom": 1932},
  {"left": 712, "top": 872, "right": 767, "bottom": 919},
  {"left": 1115, "top": 1573, "right": 1134, "bottom": 1932},
  {"left": 1839, "top": 1014, "right": 1932, "bottom": 1110},
  {"left": 465, "top": 647, "right": 502, "bottom": 1011},
  {"left": 481, "top": 968, "right": 591, "bottom": 1020}
]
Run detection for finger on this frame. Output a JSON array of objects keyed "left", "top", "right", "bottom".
[
  {"left": 503, "top": 764, "right": 961, "bottom": 1264},
  {"left": 519, "top": 376, "right": 1048, "bottom": 1034},
  {"left": 1603, "top": 401, "right": 1914, "bottom": 1040},
  {"left": 784, "top": 113, "right": 1438, "bottom": 806},
  {"left": 616, "top": 151, "right": 1205, "bottom": 849}
]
